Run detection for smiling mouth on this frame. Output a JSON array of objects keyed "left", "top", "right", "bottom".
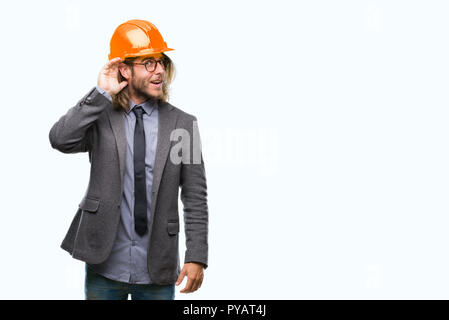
[{"left": 149, "top": 81, "right": 163, "bottom": 89}]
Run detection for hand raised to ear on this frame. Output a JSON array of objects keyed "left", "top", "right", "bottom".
[{"left": 97, "top": 57, "right": 128, "bottom": 96}]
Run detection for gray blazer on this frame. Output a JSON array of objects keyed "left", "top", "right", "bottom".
[{"left": 49, "top": 87, "right": 208, "bottom": 285}]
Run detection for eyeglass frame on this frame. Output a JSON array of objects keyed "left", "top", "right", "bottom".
[{"left": 125, "top": 57, "right": 168, "bottom": 73}]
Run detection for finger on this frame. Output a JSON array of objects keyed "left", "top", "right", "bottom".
[
  {"left": 104, "top": 58, "right": 123, "bottom": 71},
  {"left": 109, "top": 57, "right": 122, "bottom": 63},
  {"left": 191, "top": 279, "right": 201, "bottom": 292},
  {"left": 104, "top": 57, "right": 120, "bottom": 67},
  {"left": 193, "top": 274, "right": 204, "bottom": 292},
  {"left": 180, "top": 277, "right": 194, "bottom": 293},
  {"left": 118, "top": 81, "right": 128, "bottom": 90},
  {"left": 176, "top": 268, "right": 186, "bottom": 286}
]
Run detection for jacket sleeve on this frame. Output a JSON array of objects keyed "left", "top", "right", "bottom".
[
  {"left": 180, "top": 116, "right": 209, "bottom": 269},
  {"left": 49, "top": 87, "right": 111, "bottom": 154}
]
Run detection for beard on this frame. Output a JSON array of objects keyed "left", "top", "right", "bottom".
[{"left": 131, "top": 76, "right": 163, "bottom": 101}]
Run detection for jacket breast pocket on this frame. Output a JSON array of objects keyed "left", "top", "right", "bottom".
[
  {"left": 167, "top": 220, "right": 179, "bottom": 236},
  {"left": 79, "top": 197, "right": 100, "bottom": 213}
]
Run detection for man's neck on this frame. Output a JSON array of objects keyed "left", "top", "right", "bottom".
[
  {"left": 129, "top": 95, "right": 149, "bottom": 105},
  {"left": 128, "top": 91, "right": 158, "bottom": 106}
]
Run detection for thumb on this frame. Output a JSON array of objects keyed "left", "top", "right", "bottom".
[
  {"left": 176, "top": 268, "right": 186, "bottom": 286},
  {"left": 118, "top": 81, "right": 128, "bottom": 91}
]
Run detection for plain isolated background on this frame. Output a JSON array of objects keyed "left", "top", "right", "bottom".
[{"left": 1, "top": 0, "right": 449, "bottom": 299}]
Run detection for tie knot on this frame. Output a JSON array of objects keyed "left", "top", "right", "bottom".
[{"left": 133, "top": 106, "right": 144, "bottom": 118}]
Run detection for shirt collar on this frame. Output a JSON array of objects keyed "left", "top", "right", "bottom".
[{"left": 126, "top": 97, "right": 158, "bottom": 116}]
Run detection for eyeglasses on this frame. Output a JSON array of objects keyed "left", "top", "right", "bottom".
[{"left": 126, "top": 58, "right": 168, "bottom": 72}]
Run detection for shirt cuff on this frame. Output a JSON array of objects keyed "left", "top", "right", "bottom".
[{"left": 95, "top": 85, "right": 112, "bottom": 102}]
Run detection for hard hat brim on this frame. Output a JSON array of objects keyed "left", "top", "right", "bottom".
[{"left": 109, "top": 47, "right": 174, "bottom": 61}]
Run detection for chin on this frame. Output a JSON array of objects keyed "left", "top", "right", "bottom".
[{"left": 148, "top": 90, "right": 163, "bottom": 99}]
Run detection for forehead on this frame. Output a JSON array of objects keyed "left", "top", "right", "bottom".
[{"left": 136, "top": 53, "right": 164, "bottom": 62}]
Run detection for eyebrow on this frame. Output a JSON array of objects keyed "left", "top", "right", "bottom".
[{"left": 141, "top": 56, "right": 164, "bottom": 62}]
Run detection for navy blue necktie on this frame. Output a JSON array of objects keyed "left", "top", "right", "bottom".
[{"left": 132, "top": 106, "right": 148, "bottom": 236}]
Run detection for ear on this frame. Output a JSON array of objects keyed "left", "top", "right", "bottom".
[{"left": 118, "top": 63, "right": 131, "bottom": 80}]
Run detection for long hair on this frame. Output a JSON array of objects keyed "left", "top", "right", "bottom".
[{"left": 111, "top": 52, "right": 176, "bottom": 111}]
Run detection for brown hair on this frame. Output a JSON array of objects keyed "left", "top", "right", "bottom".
[{"left": 111, "top": 52, "right": 176, "bottom": 111}]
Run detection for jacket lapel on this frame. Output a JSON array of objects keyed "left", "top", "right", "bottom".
[
  {"left": 107, "top": 106, "right": 127, "bottom": 194},
  {"left": 151, "top": 101, "right": 177, "bottom": 212}
]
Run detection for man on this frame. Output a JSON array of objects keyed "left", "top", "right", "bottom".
[{"left": 49, "top": 19, "right": 209, "bottom": 300}]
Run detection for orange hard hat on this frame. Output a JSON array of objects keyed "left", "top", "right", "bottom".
[{"left": 108, "top": 19, "right": 174, "bottom": 60}]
